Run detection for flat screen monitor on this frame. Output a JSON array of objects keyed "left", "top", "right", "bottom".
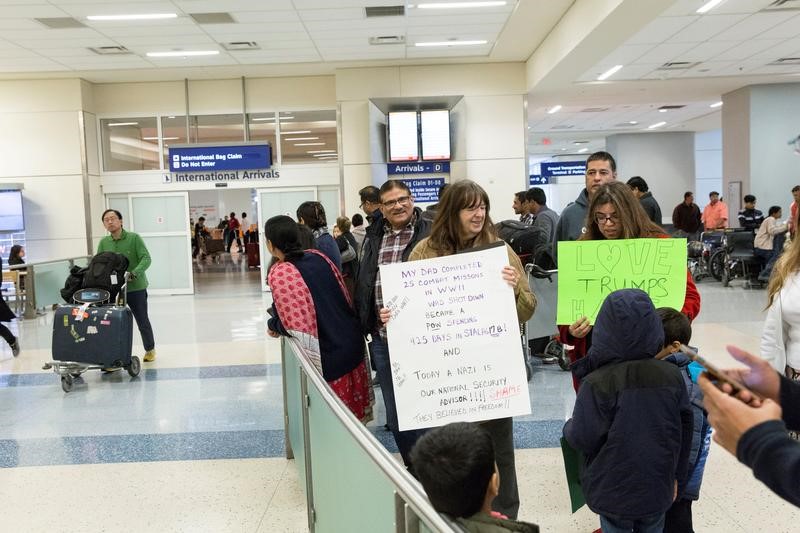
[
  {"left": 0, "top": 190, "right": 23, "bottom": 232},
  {"left": 420, "top": 110, "right": 451, "bottom": 161},
  {"left": 388, "top": 111, "right": 419, "bottom": 162}
]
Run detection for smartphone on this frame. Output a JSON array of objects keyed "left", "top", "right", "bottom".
[{"left": 679, "top": 344, "right": 762, "bottom": 402}]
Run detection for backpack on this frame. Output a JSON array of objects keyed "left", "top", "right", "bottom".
[
  {"left": 82, "top": 252, "right": 129, "bottom": 301},
  {"left": 61, "top": 265, "right": 87, "bottom": 303},
  {"left": 495, "top": 220, "right": 550, "bottom": 258}
]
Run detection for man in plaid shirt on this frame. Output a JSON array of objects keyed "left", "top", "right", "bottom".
[{"left": 355, "top": 180, "right": 432, "bottom": 468}]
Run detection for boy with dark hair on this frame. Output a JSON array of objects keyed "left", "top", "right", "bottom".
[
  {"left": 564, "top": 289, "right": 693, "bottom": 533},
  {"left": 655, "top": 307, "right": 712, "bottom": 533},
  {"left": 738, "top": 194, "right": 764, "bottom": 230},
  {"left": 411, "top": 422, "right": 539, "bottom": 532}
]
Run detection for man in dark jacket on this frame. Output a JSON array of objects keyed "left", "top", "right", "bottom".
[
  {"left": 555, "top": 151, "right": 617, "bottom": 243},
  {"left": 627, "top": 176, "right": 663, "bottom": 225},
  {"left": 355, "top": 179, "right": 432, "bottom": 467},
  {"left": 359, "top": 185, "right": 382, "bottom": 225},
  {"left": 672, "top": 191, "right": 702, "bottom": 241},
  {"left": 699, "top": 345, "right": 800, "bottom": 509},
  {"left": 737, "top": 194, "right": 764, "bottom": 230},
  {"left": 564, "top": 289, "right": 693, "bottom": 533}
]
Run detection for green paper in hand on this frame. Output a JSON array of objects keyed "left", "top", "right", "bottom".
[
  {"left": 556, "top": 238, "right": 687, "bottom": 325},
  {"left": 560, "top": 436, "right": 586, "bottom": 513}
]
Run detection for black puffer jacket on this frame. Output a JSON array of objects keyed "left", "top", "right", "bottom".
[
  {"left": 354, "top": 207, "right": 431, "bottom": 335},
  {"left": 564, "top": 289, "right": 693, "bottom": 520}
]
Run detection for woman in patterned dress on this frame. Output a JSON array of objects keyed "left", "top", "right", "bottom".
[{"left": 265, "top": 215, "right": 373, "bottom": 422}]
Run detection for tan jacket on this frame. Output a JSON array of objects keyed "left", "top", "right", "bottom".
[
  {"left": 408, "top": 237, "right": 536, "bottom": 323},
  {"left": 754, "top": 216, "right": 788, "bottom": 251}
]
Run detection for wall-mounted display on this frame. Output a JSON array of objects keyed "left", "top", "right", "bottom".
[
  {"left": 0, "top": 190, "right": 24, "bottom": 232},
  {"left": 388, "top": 111, "right": 419, "bottom": 162},
  {"left": 420, "top": 110, "right": 450, "bottom": 161}
]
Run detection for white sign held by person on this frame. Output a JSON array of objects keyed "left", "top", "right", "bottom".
[{"left": 380, "top": 242, "right": 531, "bottom": 431}]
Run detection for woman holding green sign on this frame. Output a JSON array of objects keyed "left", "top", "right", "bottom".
[
  {"left": 406, "top": 179, "right": 535, "bottom": 520},
  {"left": 559, "top": 181, "right": 701, "bottom": 391}
]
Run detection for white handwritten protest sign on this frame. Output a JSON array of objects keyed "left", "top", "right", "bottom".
[{"left": 380, "top": 243, "right": 531, "bottom": 431}]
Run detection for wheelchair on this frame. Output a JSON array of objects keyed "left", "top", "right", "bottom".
[
  {"left": 689, "top": 231, "right": 725, "bottom": 282},
  {"left": 718, "top": 230, "right": 765, "bottom": 289}
]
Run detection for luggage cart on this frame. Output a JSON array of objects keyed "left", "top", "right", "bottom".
[
  {"left": 524, "top": 264, "right": 569, "bottom": 371},
  {"left": 43, "top": 273, "right": 140, "bottom": 392}
]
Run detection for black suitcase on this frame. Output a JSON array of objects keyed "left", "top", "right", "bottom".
[{"left": 52, "top": 304, "right": 133, "bottom": 366}]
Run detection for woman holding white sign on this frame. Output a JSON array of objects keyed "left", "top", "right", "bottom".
[
  {"left": 560, "top": 181, "right": 701, "bottom": 391},
  {"left": 406, "top": 179, "right": 535, "bottom": 520}
]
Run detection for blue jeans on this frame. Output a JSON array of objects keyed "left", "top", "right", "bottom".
[
  {"left": 600, "top": 512, "right": 665, "bottom": 533},
  {"left": 368, "top": 336, "right": 424, "bottom": 466},
  {"left": 127, "top": 289, "right": 155, "bottom": 351}
]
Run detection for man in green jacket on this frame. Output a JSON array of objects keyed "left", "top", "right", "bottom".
[{"left": 98, "top": 209, "right": 156, "bottom": 363}]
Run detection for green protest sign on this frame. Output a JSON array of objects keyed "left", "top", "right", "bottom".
[{"left": 556, "top": 238, "right": 687, "bottom": 325}]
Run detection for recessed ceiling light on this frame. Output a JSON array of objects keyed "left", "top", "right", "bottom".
[
  {"left": 279, "top": 116, "right": 295, "bottom": 120},
  {"left": 107, "top": 122, "right": 138, "bottom": 127},
  {"left": 710, "top": 101, "right": 723, "bottom": 108},
  {"left": 696, "top": 0, "right": 725, "bottom": 14},
  {"left": 416, "top": 2, "right": 506, "bottom": 8},
  {"left": 285, "top": 137, "right": 319, "bottom": 141},
  {"left": 88, "top": 13, "right": 177, "bottom": 21},
  {"left": 561, "top": 148, "right": 567, "bottom": 151},
  {"left": 415, "top": 40, "right": 488, "bottom": 47},
  {"left": 648, "top": 121, "right": 667, "bottom": 129},
  {"left": 547, "top": 105, "right": 562, "bottom": 114},
  {"left": 578, "top": 148, "right": 589, "bottom": 153},
  {"left": 597, "top": 65, "right": 623, "bottom": 81},
  {"left": 659, "top": 109, "right": 668, "bottom": 113},
  {"left": 142, "top": 136, "right": 179, "bottom": 140},
  {"left": 308, "top": 150, "right": 336, "bottom": 154},
  {"left": 146, "top": 50, "right": 219, "bottom": 57},
  {"left": 283, "top": 130, "right": 311, "bottom": 134},
  {"left": 628, "top": 121, "right": 638, "bottom": 125},
  {"left": 294, "top": 142, "right": 325, "bottom": 146},
  {"left": 252, "top": 117, "right": 274, "bottom": 122}
]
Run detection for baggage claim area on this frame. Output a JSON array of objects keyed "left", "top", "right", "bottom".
[{"left": 2, "top": 1, "right": 800, "bottom": 532}]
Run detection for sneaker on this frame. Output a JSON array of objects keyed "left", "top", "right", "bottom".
[
  {"left": 143, "top": 349, "right": 156, "bottom": 362},
  {"left": 102, "top": 367, "right": 121, "bottom": 373},
  {"left": 10, "top": 340, "right": 20, "bottom": 357}
]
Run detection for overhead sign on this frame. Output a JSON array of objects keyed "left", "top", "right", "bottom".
[
  {"left": 540, "top": 161, "right": 586, "bottom": 178},
  {"left": 388, "top": 162, "right": 450, "bottom": 175},
  {"left": 529, "top": 175, "right": 550, "bottom": 186},
  {"left": 163, "top": 169, "right": 279, "bottom": 184},
  {"left": 402, "top": 178, "right": 446, "bottom": 203},
  {"left": 168, "top": 143, "right": 272, "bottom": 172},
  {"left": 380, "top": 243, "right": 531, "bottom": 431},
  {"left": 556, "top": 238, "right": 688, "bottom": 325}
]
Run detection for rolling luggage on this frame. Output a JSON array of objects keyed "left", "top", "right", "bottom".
[
  {"left": 246, "top": 242, "right": 260, "bottom": 268},
  {"left": 52, "top": 303, "right": 133, "bottom": 367}
]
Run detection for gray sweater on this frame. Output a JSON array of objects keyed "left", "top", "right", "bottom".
[{"left": 555, "top": 189, "right": 589, "bottom": 243}]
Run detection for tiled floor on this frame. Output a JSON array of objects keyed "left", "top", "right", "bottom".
[{"left": 1, "top": 258, "right": 799, "bottom": 532}]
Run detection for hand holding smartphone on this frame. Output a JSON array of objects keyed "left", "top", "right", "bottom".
[{"left": 680, "top": 344, "right": 763, "bottom": 404}]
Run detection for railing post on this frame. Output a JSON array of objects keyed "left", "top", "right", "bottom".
[
  {"left": 300, "top": 372, "right": 315, "bottom": 533},
  {"left": 23, "top": 264, "right": 36, "bottom": 319},
  {"left": 281, "top": 338, "right": 294, "bottom": 460}
]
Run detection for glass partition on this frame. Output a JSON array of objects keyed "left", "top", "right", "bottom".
[
  {"left": 101, "top": 117, "right": 159, "bottom": 171},
  {"left": 279, "top": 110, "right": 337, "bottom": 164},
  {"left": 161, "top": 115, "right": 189, "bottom": 169},
  {"left": 189, "top": 114, "right": 245, "bottom": 144},
  {"left": 247, "top": 112, "right": 277, "bottom": 161}
]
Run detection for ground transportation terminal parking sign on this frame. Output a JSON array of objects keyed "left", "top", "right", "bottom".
[{"left": 168, "top": 143, "right": 272, "bottom": 172}]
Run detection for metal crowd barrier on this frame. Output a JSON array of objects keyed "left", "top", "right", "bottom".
[{"left": 281, "top": 337, "right": 462, "bottom": 533}]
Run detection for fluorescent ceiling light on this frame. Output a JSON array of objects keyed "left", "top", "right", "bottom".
[
  {"left": 283, "top": 130, "right": 311, "bottom": 134},
  {"left": 710, "top": 101, "right": 723, "bottom": 108},
  {"left": 696, "top": 0, "right": 725, "bottom": 14},
  {"left": 88, "top": 13, "right": 177, "bottom": 21},
  {"left": 108, "top": 122, "right": 138, "bottom": 127},
  {"left": 416, "top": 1, "right": 507, "bottom": 8},
  {"left": 578, "top": 148, "right": 589, "bottom": 153},
  {"left": 146, "top": 50, "right": 219, "bottom": 58},
  {"left": 659, "top": 109, "right": 668, "bottom": 113},
  {"left": 648, "top": 121, "right": 667, "bottom": 129},
  {"left": 561, "top": 148, "right": 567, "bottom": 151},
  {"left": 142, "top": 136, "right": 179, "bottom": 141},
  {"left": 597, "top": 65, "right": 623, "bottom": 81},
  {"left": 285, "top": 137, "right": 319, "bottom": 141},
  {"left": 279, "top": 116, "right": 295, "bottom": 120},
  {"left": 308, "top": 150, "right": 336, "bottom": 154},
  {"left": 547, "top": 105, "right": 562, "bottom": 114},
  {"left": 628, "top": 121, "right": 638, "bottom": 125},
  {"left": 252, "top": 117, "right": 274, "bottom": 122},
  {"left": 294, "top": 142, "right": 325, "bottom": 146},
  {"left": 415, "top": 40, "right": 487, "bottom": 47}
]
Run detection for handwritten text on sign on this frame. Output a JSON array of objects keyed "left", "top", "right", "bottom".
[
  {"left": 380, "top": 244, "right": 531, "bottom": 431},
  {"left": 557, "top": 238, "right": 687, "bottom": 325}
]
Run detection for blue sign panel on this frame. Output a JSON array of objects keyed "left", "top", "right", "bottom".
[
  {"left": 529, "top": 175, "right": 550, "bottom": 186},
  {"left": 402, "top": 178, "right": 446, "bottom": 203},
  {"left": 169, "top": 144, "right": 271, "bottom": 172},
  {"left": 540, "top": 161, "right": 586, "bottom": 178},
  {"left": 387, "top": 162, "right": 450, "bottom": 175}
]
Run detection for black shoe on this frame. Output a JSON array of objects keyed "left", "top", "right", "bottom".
[{"left": 10, "top": 340, "right": 20, "bottom": 357}]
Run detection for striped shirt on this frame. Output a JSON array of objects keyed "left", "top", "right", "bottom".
[{"left": 374, "top": 213, "right": 417, "bottom": 340}]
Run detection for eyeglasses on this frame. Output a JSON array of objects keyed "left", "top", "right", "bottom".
[
  {"left": 382, "top": 195, "right": 411, "bottom": 208},
  {"left": 594, "top": 213, "right": 619, "bottom": 225}
]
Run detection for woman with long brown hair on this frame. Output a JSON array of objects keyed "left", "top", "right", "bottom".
[
  {"left": 406, "top": 179, "right": 535, "bottom": 520},
  {"left": 561, "top": 181, "right": 701, "bottom": 389},
  {"left": 762, "top": 229, "right": 800, "bottom": 378}
]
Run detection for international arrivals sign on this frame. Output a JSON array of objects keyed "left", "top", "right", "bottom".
[{"left": 165, "top": 142, "right": 279, "bottom": 184}]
